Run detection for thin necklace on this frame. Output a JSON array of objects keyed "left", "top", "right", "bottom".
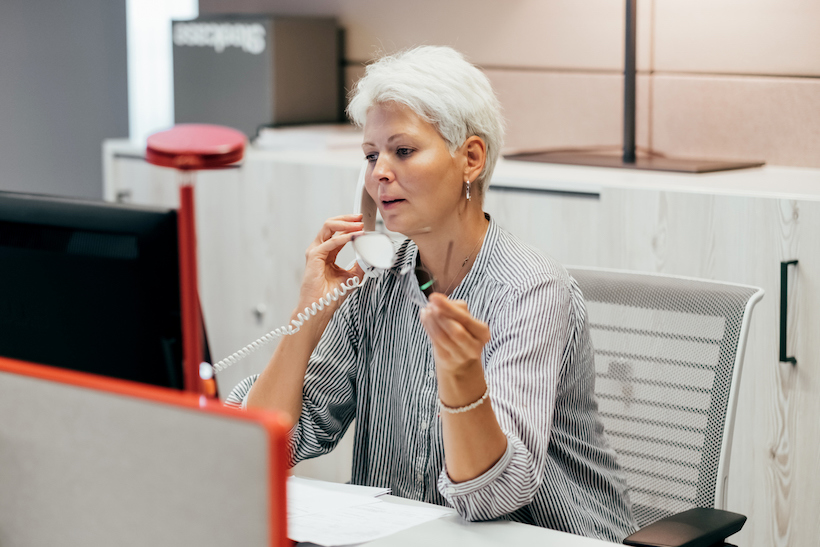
[{"left": 441, "top": 230, "right": 485, "bottom": 296}]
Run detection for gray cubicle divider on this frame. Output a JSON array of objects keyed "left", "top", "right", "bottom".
[{"left": 0, "top": 357, "right": 290, "bottom": 547}]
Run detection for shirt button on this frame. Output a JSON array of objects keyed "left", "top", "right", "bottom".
[
  {"left": 420, "top": 420, "right": 428, "bottom": 431},
  {"left": 417, "top": 472, "right": 424, "bottom": 482},
  {"left": 428, "top": 369, "right": 435, "bottom": 379}
]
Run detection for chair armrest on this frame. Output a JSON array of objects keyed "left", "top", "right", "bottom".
[{"left": 623, "top": 507, "right": 746, "bottom": 547}]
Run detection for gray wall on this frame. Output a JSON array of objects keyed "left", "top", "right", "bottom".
[{"left": 0, "top": 0, "right": 128, "bottom": 200}]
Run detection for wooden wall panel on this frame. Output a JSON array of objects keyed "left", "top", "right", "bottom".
[
  {"left": 654, "top": 0, "right": 820, "bottom": 77},
  {"left": 484, "top": 189, "right": 601, "bottom": 268},
  {"left": 598, "top": 188, "right": 820, "bottom": 547},
  {"left": 652, "top": 76, "right": 820, "bottom": 169}
]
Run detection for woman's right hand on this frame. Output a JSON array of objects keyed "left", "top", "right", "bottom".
[
  {"left": 247, "top": 214, "right": 364, "bottom": 416},
  {"left": 295, "top": 214, "right": 366, "bottom": 319}
]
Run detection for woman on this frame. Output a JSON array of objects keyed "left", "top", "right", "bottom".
[{"left": 227, "top": 46, "right": 636, "bottom": 542}]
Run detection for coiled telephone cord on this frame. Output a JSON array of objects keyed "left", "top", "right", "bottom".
[{"left": 211, "top": 277, "right": 361, "bottom": 374}]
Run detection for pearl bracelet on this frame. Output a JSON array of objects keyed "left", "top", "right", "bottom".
[{"left": 438, "top": 387, "right": 490, "bottom": 415}]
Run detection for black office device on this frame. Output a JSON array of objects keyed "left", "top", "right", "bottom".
[
  {"left": 623, "top": 507, "right": 747, "bottom": 547},
  {"left": 0, "top": 191, "right": 202, "bottom": 390}
]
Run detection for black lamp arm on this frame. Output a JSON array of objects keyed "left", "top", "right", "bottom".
[{"left": 623, "top": 0, "right": 637, "bottom": 164}]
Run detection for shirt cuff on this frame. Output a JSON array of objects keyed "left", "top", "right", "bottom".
[
  {"left": 224, "top": 374, "right": 259, "bottom": 410},
  {"left": 437, "top": 438, "right": 513, "bottom": 500}
]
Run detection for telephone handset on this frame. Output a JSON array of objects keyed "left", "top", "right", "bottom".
[
  {"left": 353, "top": 161, "right": 394, "bottom": 273},
  {"left": 210, "top": 162, "right": 397, "bottom": 375},
  {"left": 355, "top": 160, "right": 378, "bottom": 234}
]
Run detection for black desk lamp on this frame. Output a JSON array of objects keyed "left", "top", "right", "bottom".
[{"left": 506, "top": 0, "right": 764, "bottom": 173}]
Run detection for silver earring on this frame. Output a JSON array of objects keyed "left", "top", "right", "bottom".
[{"left": 465, "top": 180, "right": 471, "bottom": 201}]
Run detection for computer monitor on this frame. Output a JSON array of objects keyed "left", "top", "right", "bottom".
[{"left": 0, "top": 190, "right": 205, "bottom": 390}]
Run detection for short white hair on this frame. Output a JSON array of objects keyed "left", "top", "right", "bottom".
[{"left": 347, "top": 46, "right": 505, "bottom": 198}]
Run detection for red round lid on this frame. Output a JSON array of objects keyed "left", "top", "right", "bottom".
[{"left": 145, "top": 124, "right": 246, "bottom": 170}]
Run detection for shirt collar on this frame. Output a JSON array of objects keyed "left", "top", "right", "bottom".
[{"left": 391, "top": 213, "right": 497, "bottom": 299}]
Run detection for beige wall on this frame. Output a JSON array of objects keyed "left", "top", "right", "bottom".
[{"left": 199, "top": 0, "right": 820, "bottom": 168}]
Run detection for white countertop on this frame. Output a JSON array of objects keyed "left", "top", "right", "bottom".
[{"left": 105, "top": 138, "right": 820, "bottom": 202}]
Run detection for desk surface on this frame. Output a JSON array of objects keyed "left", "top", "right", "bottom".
[{"left": 299, "top": 493, "right": 617, "bottom": 547}]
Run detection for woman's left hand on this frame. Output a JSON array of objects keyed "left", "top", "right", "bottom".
[
  {"left": 420, "top": 293, "right": 491, "bottom": 401},
  {"left": 420, "top": 293, "right": 506, "bottom": 483}
]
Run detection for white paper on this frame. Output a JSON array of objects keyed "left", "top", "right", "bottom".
[
  {"left": 289, "top": 498, "right": 452, "bottom": 546},
  {"left": 287, "top": 477, "right": 452, "bottom": 546},
  {"left": 287, "top": 478, "right": 381, "bottom": 519},
  {"left": 290, "top": 476, "right": 390, "bottom": 499}
]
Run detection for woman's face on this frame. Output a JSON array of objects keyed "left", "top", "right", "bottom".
[{"left": 362, "top": 102, "right": 465, "bottom": 235}]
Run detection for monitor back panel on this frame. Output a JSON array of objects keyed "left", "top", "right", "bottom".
[{"left": 0, "top": 363, "right": 275, "bottom": 547}]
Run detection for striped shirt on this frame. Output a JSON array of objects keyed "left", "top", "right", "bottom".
[{"left": 226, "top": 216, "right": 637, "bottom": 542}]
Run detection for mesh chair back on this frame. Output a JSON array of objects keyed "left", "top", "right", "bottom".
[{"left": 567, "top": 267, "right": 763, "bottom": 528}]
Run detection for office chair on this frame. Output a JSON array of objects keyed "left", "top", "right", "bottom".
[{"left": 567, "top": 267, "right": 764, "bottom": 547}]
